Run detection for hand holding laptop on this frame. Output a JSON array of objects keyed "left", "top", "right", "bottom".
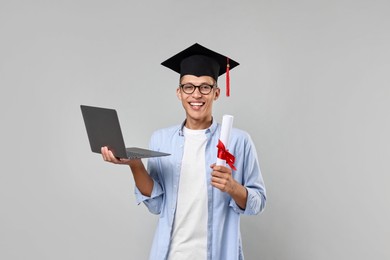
[
  {"left": 101, "top": 146, "right": 138, "bottom": 165},
  {"left": 101, "top": 146, "right": 131, "bottom": 165},
  {"left": 81, "top": 105, "right": 170, "bottom": 159}
]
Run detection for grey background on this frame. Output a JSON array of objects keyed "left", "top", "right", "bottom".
[{"left": 1, "top": 0, "right": 389, "bottom": 259}]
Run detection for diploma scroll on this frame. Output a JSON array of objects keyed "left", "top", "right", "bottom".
[{"left": 216, "top": 115, "right": 236, "bottom": 170}]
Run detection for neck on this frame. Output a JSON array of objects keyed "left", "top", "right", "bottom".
[{"left": 185, "top": 116, "right": 212, "bottom": 130}]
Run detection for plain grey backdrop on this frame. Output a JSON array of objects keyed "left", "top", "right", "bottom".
[{"left": 1, "top": 0, "right": 389, "bottom": 259}]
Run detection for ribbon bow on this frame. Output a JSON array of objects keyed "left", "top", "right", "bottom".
[{"left": 217, "top": 140, "right": 237, "bottom": 170}]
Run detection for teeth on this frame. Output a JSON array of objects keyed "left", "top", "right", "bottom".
[{"left": 190, "top": 102, "right": 203, "bottom": 106}]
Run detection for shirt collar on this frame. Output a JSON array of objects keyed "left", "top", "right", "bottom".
[{"left": 178, "top": 118, "right": 218, "bottom": 137}]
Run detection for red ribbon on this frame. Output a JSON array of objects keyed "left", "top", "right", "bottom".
[{"left": 217, "top": 140, "right": 236, "bottom": 170}]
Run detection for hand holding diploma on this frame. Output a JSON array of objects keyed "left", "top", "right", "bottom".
[
  {"left": 211, "top": 115, "right": 235, "bottom": 191},
  {"left": 216, "top": 115, "right": 236, "bottom": 170},
  {"left": 211, "top": 115, "right": 247, "bottom": 209}
]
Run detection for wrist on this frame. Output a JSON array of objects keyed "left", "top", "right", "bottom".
[
  {"left": 129, "top": 159, "right": 144, "bottom": 171},
  {"left": 229, "top": 180, "right": 240, "bottom": 196}
]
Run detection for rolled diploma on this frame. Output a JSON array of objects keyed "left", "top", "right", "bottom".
[{"left": 216, "top": 115, "right": 234, "bottom": 166}]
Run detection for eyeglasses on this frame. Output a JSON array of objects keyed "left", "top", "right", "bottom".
[{"left": 179, "top": 83, "right": 216, "bottom": 95}]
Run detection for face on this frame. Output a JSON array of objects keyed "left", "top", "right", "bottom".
[{"left": 177, "top": 75, "right": 220, "bottom": 129}]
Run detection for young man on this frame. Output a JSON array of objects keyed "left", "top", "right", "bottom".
[{"left": 101, "top": 43, "right": 266, "bottom": 260}]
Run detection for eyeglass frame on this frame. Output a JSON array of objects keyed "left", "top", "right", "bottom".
[{"left": 179, "top": 82, "right": 217, "bottom": 95}]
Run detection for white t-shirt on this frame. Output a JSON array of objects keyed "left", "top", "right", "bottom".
[{"left": 168, "top": 127, "right": 208, "bottom": 260}]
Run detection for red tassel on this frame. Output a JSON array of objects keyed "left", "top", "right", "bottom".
[{"left": 226, "top": 58, "right": 230, "bottom": 97}]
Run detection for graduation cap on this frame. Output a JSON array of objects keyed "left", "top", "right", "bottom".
[{"left": 161, "top": 43, "right": 239, "bottom": 97}]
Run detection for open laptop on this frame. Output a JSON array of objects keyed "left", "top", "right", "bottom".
[{"left": 80, "top": 105, "right": 170, "bottom": 159}]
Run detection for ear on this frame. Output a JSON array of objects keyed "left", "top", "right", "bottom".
[
  {"left": 176, "top": 87, "right": 182, "bottom": 100},
  {"left": 213, "top": 87, "right": 221, "bottom": 101}
]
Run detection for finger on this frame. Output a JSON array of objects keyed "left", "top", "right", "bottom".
[
  {"left": 212, "top": 165, "right": 231, "bottom": 174},
  {"left": 211, "top": 164, "right": 222, "bottom": 171},
  {"left": 211, "top": 170, "right": 225, "bottom": 179},
  {"left": 107, "top": 150, "right": 120, "bottom": 163},
  {"left": 214, "top": 173, "right": 230, "bottom": 182},
  {"left": 212, "top": 168, "right": 232, "bottom": 178},
  {"left": 211, "top": 175, "right": 226, "bottom": 184},
  {"left": 211, "top": 180, "right": 227, "bottom": 191},
  {"left": 101, "top": 147, "right": 108, "bottom": 161}
]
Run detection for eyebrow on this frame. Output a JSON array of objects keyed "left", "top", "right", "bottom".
[{"left": 180, "top": 80, "right": 216, "bottom": 85}]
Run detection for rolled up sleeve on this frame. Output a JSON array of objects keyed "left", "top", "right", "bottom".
[{"left": 134, "top": 179, "right": 164, "bottom": 215}]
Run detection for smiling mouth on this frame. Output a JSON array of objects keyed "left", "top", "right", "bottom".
[
  {"left": 190, "top": 102, "right": 204, "bottom": 107},
  {"left": 189, "top": 102, "right": 205, "bottom": 109}
]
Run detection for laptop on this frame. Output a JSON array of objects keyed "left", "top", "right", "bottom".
[{"left": 80, "top": 105, "right": 170, "bottom": 159}]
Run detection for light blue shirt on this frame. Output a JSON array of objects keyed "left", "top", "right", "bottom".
[{"left": 135, "top": 120, "right": 266, "bottom": 260}]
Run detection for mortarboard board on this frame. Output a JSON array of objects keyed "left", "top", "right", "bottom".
[{"left": 161, "top": 43, "right": 239, "bottom": 96}]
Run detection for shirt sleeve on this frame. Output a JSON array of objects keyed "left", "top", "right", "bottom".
[
  {"left": 229, "top": 188, "right": 266, "bottom": 215},
  {"left": 133, "top": 131, "right": 166, "bottom": 215},
  {"left": 134, "top": 178, "right": 164, "bottom": 214},
  {"left": 229, "top": 131, "right": 267, "bottom": 215}
]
